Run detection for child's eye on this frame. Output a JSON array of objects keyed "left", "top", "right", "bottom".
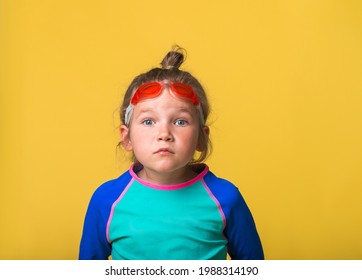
[
  {"left": 142, "top": 119, "right": 155, "bottom": 126},
  {"left": 175, "top": 119, "right": 188, "bottom": 126}
]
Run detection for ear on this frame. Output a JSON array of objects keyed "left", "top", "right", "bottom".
[
  {"left": 197, "top": 126, "right": 210, "bottom": 151},
  {"left": 120, "top": 125, "right": 133, "bottom": 151}
]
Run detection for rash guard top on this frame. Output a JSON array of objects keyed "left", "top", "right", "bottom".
[{"left": 79, "top": 164, "right": 264, "bottom": 260}]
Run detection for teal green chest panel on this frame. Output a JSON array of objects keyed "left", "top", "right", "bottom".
[{"left": 108, "top": 179, "right": 227, "bottom": 260}]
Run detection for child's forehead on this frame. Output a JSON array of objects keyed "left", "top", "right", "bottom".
[
  {"left": 134, "top": 103, "right": 196, "bottom": 116},
  {"left": 134, "top": 89, "right": 196, "bottom": 111},
  {"left": 135, "top": 105, "right": 194, "bottom": 115}
]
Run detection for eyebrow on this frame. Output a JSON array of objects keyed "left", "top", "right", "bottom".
[{"left": 137, "top": 108, "right": 154, "bottom": 114}]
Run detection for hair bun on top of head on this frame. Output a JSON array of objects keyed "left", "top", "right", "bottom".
[{"left": 160, "top": 46, "right": 186, "bottom": 70}]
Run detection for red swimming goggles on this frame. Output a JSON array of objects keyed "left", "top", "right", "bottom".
[
  {"left": 130, "top": 81, "right": 199, "bottom": 106},
  {"left": 124, "top": 80, "right": 203, "bottom": 125}
]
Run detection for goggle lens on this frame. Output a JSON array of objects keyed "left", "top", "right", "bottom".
[
  {"left": 170, "top": 82, "right": 199, "bottom": 105},
  {"left": 131, "top": 82, "right": 162, "bottom": 105},
  {"left": 131, "top": 81, "right": 199, "bottom": 106}
]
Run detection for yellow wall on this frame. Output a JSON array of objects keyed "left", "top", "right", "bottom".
[{"left": 1, "top": 0, "right": 361, "bottom": 259}]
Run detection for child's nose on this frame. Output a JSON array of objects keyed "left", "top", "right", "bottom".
[{"left": 157, "top": 124, "right": 173, "bottom": 141}]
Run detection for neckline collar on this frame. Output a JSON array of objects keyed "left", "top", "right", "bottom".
[{"left": 129, "top": 164, "right": 209, "bottom": 190}]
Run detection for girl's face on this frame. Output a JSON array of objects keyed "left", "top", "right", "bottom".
[{"left": 121, "top": 89, "right": 204, "bottom": 183}]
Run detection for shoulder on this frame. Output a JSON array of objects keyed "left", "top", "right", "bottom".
[
  {"left": 203, "top": 170, "right": 242, "bottom": 199},
  {"left": 202, "top": 169, "right": 251, "bottom": 215},
  {"left": 192, "top": 164, "right": 238, "bottom": 192},
  {"left": 89, "top": 169, "right": 133, "bottom": 207}
]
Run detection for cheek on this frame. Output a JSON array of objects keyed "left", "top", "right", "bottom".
[
  {"left": 129, "top": 129, "right": 152, "bottom": 149},
  {"left": 181, "top": 128, "right": 199, "bottom": 148},
  {"left": 130, "top": 127, "right": 153, "bottom": 141}
]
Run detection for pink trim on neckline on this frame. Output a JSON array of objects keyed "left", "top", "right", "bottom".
[{"left": 129, "top": 164, "right": 209, "bottom": 190}]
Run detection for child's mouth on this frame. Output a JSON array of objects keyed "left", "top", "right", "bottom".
[{"left": 155, "top": 148, "right": 173, "bottom": 155}]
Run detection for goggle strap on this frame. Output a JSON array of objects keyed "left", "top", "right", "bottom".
[
  {"left": 198, "top": 107, "right": 205, "bottom": 125},
  {"left": 124, "top": 104, "right": 133, "bottom": 126}
]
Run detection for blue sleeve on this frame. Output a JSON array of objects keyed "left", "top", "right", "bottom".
[
  {"left": 79, "top": 172, "right": 132, "bottom": 260},
  {"left": 204, "top": 172, "right": 264, "bottom": 260}
]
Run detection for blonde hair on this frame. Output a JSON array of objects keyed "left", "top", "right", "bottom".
[{"left": 119, "top": 46, "right": 212, "bottom": 164}]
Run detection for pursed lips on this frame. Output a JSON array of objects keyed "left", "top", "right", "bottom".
[{"left": 154, "top": 148, "right": 174, "bottom": 155}]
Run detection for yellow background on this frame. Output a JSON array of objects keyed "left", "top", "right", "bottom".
[{"left": 1, "top": 0, "right": 361, "bottom": 259}]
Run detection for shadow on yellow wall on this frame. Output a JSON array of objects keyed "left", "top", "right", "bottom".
[{"left": 1, "top": 0, "right": 361, "bottom": 259}]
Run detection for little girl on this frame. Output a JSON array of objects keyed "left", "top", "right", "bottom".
[{"left": 79, "top": 47, "right": 264, "bottom": 260}]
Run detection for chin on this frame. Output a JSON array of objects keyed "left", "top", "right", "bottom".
[{"left": 150, "top": 162, "right": 186, "bottom": 174}]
